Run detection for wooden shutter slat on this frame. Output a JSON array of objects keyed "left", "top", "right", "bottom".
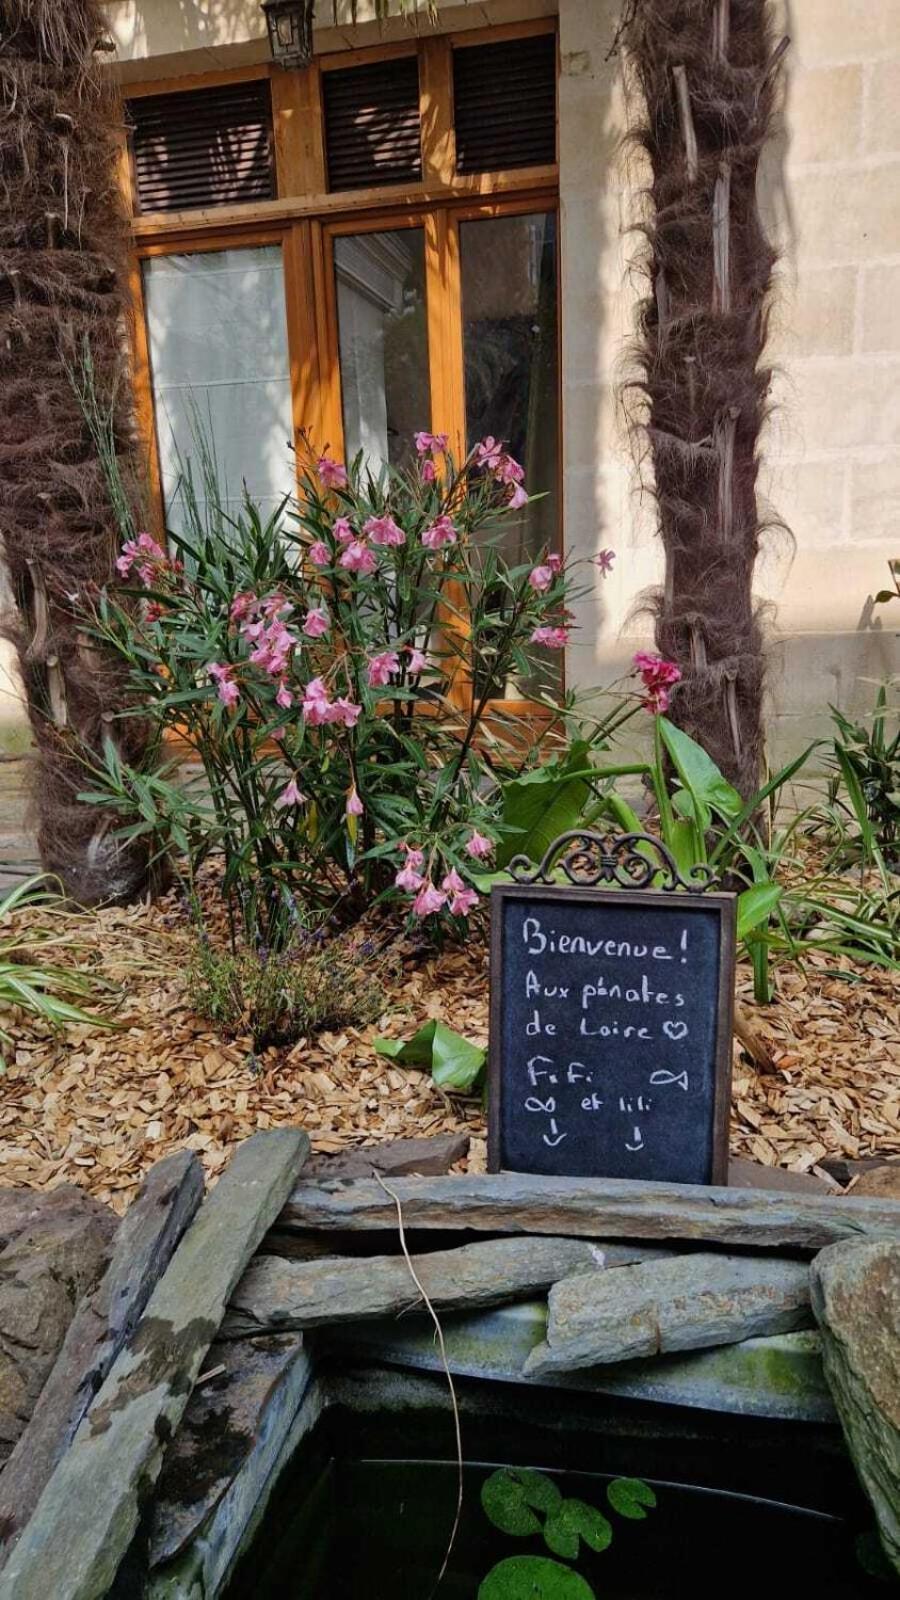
[
  {"left": 453, "top": 35, "right": 556, "bottom": 175},
  {"left": 129, "top": 82, "right": 276, "bottom": 214},
  {"left": 323, "top": 57, "right": 422, "bottom": 192}
]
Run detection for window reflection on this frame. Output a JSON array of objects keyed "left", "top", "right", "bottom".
[
  {"left": 142, "top": 246, "right": 294, "bottom": 530},
  {"left": 460, "top": 212, "right": 559, "bottom": 696},
  {"left": 334, "top": 229, "right": 429, "bottom": 475}
]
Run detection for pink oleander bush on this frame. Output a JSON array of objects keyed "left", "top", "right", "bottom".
[{"left": 78, "top": 432, "right": 609, "bottom": 952}]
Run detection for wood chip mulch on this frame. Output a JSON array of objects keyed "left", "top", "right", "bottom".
[{"left": 1, "top": 894, "right": 897, "bottom": 1210}]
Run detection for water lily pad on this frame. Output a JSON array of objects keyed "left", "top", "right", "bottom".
[
  {"left": 543, "top": 1498, "right": 613, "bottom": 1559},
  {"left": 481, "top": 1468, "right": 562, "bottom": 1536},
  {"left": 478, "top": 1555, "right": 596, "bottom": 1599},
  {"left": 606, "top": 1477, "right": 657, "bottom": 1520}
]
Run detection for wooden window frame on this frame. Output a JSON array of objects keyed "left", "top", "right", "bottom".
[{"left": 123, "top": 20, "right": 561, "bottom": 716}]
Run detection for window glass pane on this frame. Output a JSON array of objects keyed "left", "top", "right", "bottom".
[
  {"left": 460, "top": 211, "right": 559, "bottom": 697},
  {"left": 142, "top": 246, "right": 294, "bottom": 529},
  {"left": 334, "top": 229, "right": 429, "bottom": 475}
]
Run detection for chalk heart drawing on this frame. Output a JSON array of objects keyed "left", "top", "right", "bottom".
[{"left": 662, "top": 1020, "right": 689, "bottom": 1042}]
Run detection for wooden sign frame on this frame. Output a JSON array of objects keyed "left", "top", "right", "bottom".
[{"left": 488, "top": 881, "right": 736, "bottom": 1184}]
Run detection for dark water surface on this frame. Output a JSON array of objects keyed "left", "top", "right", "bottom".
[{"left": 227, "top": 1452, "right": 888, "bottom": 1598}]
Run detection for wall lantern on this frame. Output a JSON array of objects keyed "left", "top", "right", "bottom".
[{"left": 261, "top": 0, "right": 315, "bottom": 68}]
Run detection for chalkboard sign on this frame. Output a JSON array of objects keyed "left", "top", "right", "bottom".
[{"left": 488, "top": 881, "right": 736, "bottom": 1185}]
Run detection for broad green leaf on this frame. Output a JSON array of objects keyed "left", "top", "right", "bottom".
[
  {"left": 543, "top": 1499, "right": 613, "bottom": 1560},
  {"left": 658, "top": 718, "right": 742, "bottom": 822},
  {"left": 496, "top": 742, "right": 595, "bottom": 870},
  {"left": 606, "top": 1477, "right": 657, "bottom": 1520},
  {"left": 470, "top": 870, "right": 515, "bottom": 893},
  {"left": 478, "top": 1556, "right": 595, "bottom": 1600},
  {"left": 372, "top": 1019, "right": 485, "bottom": 1092},
  {"left": 672, "top": 785, "right": 711, "bottom": 834},
  {"left": 737, "top": 882, "right": 782, "bottom": 940},
  {"left": 582, "top": 791, "right": 643, "bottom": 834},
  {"left": 665, "top": 817, "right": 702, "bottom": 880},
  {"left": 481, "top": 1468, "right": 561, "bottom": 1537}
]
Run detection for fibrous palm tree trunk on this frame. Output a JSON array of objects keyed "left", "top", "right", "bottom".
[
  {"left": 0, "top": 0, "right": 150, "bottom": 901},
  {"left": 623, "top": 0, "right": 787, "bottom": 796}
]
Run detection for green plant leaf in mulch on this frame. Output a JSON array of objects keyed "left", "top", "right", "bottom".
[
  {"left": 481, "top": 1468, "right": 562, "bottom": 1537},
  {"left": 478, "top": 1556, "right": 596, "bottom": 1599},
  {"left": 372, "top": 1018, "right": 486, "bottom": 1092},
  {"left": 606, "top": 1478, "right": 657, "bottom": 1520}
]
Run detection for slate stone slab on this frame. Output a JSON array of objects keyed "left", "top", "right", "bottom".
[
  {"left": 0, "top": 1187, "right": 114, "bottom": 1254},
  {"left": 524, "top": 1253, "right": 813, "bottom": 1375},
  {"left": 0, "top": 1191, "right": 115, "bottom": 1468},
  {"left": 322, "top": 1312, "right": 836, "bottom": 1422},
  {"left": 726, "top": 1157, "right": 830, "bottom": 1194},
  {"left": 0, "top": 1128, "right": 309, "bottom": 1600},
  {"left": 147, "top": 1332, "right": 309, "bottom": 1568},
  {"left": 852, "top": 1167, "right": 900, "bottom": 1200},
  {"left": 145, "top": 1367, "right": 325, "bottom": 1600},
  {"left": 223, "top": 1236, "right": 661, "bottom": 1337},
  {"left": 302, "top": 1133, "right": 469, "bottom": 1179},
  {"left": 811, "top": 1239, "right": 900, "bottom": 1576},
  {"left": 281, "top": 1173, "right": 900, "bottom": 1250},
  {"left": 0, "top": 1152, "right": 204, "bottom": 1566}
]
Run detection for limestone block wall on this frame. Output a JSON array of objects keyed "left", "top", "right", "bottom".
[{"left": 558, "top": 0, "right": 900, "bottom": 759}]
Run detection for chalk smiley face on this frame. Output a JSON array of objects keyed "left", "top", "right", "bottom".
[{"left": 662, "top": 1020, "right": 688, "bottom": 1042}]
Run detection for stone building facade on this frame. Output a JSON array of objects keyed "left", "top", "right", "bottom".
[{"left": 0, "top": 0, "right": 897, "bottom": 760}]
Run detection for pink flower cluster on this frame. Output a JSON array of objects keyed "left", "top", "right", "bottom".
[
  {"left": 367, "top": 649, "right": 400, "bottom": 688},
  {"left": 116, "top": 532, "right": 170, "bottom": 585},
  {"left": 393, "top": 844, "right": 480, "bottom": 918},
  {"left": 531, "top": 624, "right": 570, "bottom": 650},
  {"left": 235, "top": 593, "right": 298, "bottom": 687},
  {"left": 367, "top": 644, "right": 430, "bottom": 687},
  {"left": 415, "top": 431, "right": 449, "bottom": 484},
  {"left": 415, "top": 431, "right": 449, "bottom": 455},
  {"left": 302, "top": 605, "right": 330, "bottom": 638},
  {"left": 301, "top": 676, "right": 361, "bottom": 729},
  {"left": 277, "top": 776, "right": 306, "bottom": 808},
  {"left": 208, "top": 661, "right": 239, "bottom": 708},
  {"left": 528, "top": 553, "right": 562, "bottom": 594},
  {"left": 421, "top": 514, "right": 457, "bottom": 550},
  {"left": 312, "top": 511, "right": 406, "bottom": 576},
  {"left": 633, "top": 650, "right": 682, "bottom": 714},
  {"left": 317, "top": 455, "right": 348, "bottom": 491},
  {"left": 473, "top": 437, "right": 528, "bottom": 512},
  {"left": 205, "top": 591, "right": 304, "bottom": 711}
]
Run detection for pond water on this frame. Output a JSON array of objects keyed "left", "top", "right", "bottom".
[
  {"left": 225, "top": 1400, "right": 889, "bottom": 1599},
  {"left": 227, "top": 1456, "right": 888, "bottom": 1598}
]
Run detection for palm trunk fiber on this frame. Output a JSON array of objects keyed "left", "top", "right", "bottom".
[
  {"left": 624, "top": 0, "right": 786, "bottom": 797},
  {"left": 0, "top": 0, "right": 151, "bottom": 901}
]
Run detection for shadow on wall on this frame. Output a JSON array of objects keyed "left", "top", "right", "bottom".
[
  {"left": 757, "top": 0, "right": 797, "bottom": 261},
  {"left": 118, "top": 0, "right": 267, "bottom": 57},
  {"left": 557, "top": 2, "right": 625, "bottom": 688}
]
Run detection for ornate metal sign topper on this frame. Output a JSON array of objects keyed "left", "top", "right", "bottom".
[{"left": 506, "top": 829, "right": 719, "bottom": 894}]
